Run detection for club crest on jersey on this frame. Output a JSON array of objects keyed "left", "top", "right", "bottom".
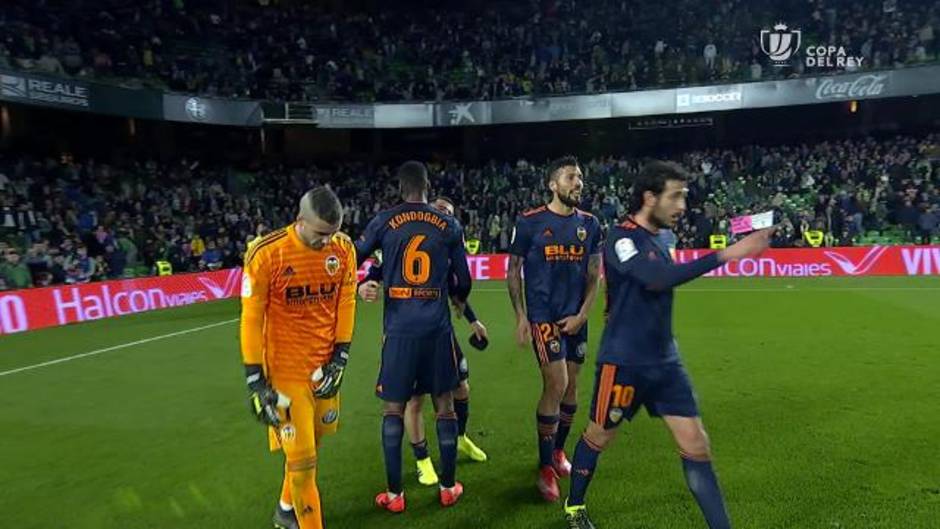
[
  {"left": 280, "top": 423, "right": 296, "bottom": 442},
  {"left": 325, "top": 255, "right": 340, "bottom": 276},
  {"left": 549, "top": 340, "right": 561, "bottom": 354},
  {"left": 577, "top": 226, "right": 587, "bottom": 241},
  {"left": 322, "top": 409, "right": 338, "bottom": 425},
  {"left": 576, "top": 342, "right": 587, "bottom": 358},
  {"left": 608, "top": 408, "right": 624, "bottom": 424}
]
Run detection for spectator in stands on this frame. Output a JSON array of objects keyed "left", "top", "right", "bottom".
[
  {"left": 1, "top": 130, "right": 938, "bottom": 287},
  {"left": 200, "top": 238, "right": 223, "bottom": 270},
  {"left": 918, "top": 204, "right": 938, "bottom": 244},
  {"left": 898, "top": 198, "right": 920, "bottom": 240},
  {"left": 48, "top": 253, "right": 67, "bottom": 285},
  {"left": 104, "top": 244, "right": 127, "bottom": 278},
  {"left": 68, "top": 245, "right": 96, "bottom": 284},
  {"left": 1, "top": 247, "right": 33, "bottom": 289},
  {"left": 23, "top": 241, "right": 50, "bottom": 282}
]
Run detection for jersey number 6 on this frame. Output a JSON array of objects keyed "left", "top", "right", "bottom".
[{"left": 404, "top": 235, "right": 431, "bottom": 285}]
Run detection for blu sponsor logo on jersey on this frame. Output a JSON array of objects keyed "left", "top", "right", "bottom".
[
  {"left": 285, "top": 283, "right": 337, "bottom": 305},
  {"left": 544, "top": 244, "right": 585, "bottom": 261}
]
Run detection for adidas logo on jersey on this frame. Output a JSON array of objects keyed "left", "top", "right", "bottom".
[{"left": 283, "top": 266, "right": 295, "bottom": 277}]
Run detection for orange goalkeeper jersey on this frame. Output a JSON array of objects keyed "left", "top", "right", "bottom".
[{"left": 240, "top": 224, "right": 357, "bottom": 383}]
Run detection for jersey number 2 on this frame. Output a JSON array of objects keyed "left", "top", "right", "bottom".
[{"left": 403, "top": 235, "right": 431, "bottom": 285}]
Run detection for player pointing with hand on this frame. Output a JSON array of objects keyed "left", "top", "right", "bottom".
[{"left": 564, "top": 161, "right": 772, "bottom": 529}]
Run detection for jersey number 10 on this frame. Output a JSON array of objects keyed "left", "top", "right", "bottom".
[
  {"left": 404, "top": 235, "right": 431, "bottom": 285},
  {"left": 611, "top": 384, "right": 635, "bottom": 408}
]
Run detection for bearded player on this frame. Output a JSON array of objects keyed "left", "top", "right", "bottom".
[
  {"left": 507, "top": 155, "right": 602, "bottom": 502},
  {"left": 563, "top": 161, "right": 773, "bottom": 529}
]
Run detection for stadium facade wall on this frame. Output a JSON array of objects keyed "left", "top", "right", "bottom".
[
  {"left": 4, "top": 65, "right": 940, "bottom": 128},
  {"left": 1, "top": 246, "right": 938, "bottom": 335}
]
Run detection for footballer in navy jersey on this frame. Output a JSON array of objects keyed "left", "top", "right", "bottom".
[
  {"left": 356, "top": 162, "right": 471, "bottom": 512},
  {"left": 563, "top": 161, "right": 773, "bottom": 529},
  {"left": 507, "top": 155, "right": 603, "bottom": 502},
  {"left": 358, "top": 196, "right": 490, "bottom": 488}
]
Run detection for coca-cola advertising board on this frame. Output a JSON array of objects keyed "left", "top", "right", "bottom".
[{"left": 1, "top": 246, "right": 937, "bottom": 335}]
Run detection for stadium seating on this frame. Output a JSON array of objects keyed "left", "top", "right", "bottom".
[
  {"left": 1, "top": 132, "right": 937, "bottom": 289},
  {"left": 1, "top": 0, "right": 937, "bottom": 102}
]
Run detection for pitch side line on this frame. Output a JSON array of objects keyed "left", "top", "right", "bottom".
[{"left": 0, "top": 318, "right": 238, "bottom": 378}]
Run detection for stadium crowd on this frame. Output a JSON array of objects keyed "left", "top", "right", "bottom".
[
  {"left": 1, "top": 132, "right": 938, "bottom": 290},
  {"left": 1, "top": 0, "right": 938, "bottom": 102}
]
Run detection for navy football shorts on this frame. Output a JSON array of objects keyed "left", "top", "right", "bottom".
[
  {"left": 530, "top": 320, "right": 588, "bottom": 366},
  {"left": 376, "top": 331, "right": 462, "bottom": 402},
  {"left": 589, "top": 362, "right": 699, "bottom": 429},
  {"left": 409, "top": 337, "right": 469, "bottom": 396}
]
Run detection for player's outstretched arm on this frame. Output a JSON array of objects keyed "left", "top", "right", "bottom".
[
  {"left": 609, "top": 228, "right": 774, "bottom": 291},
  {"left": 607, "top": 234, "right": 721, "bottom": 291},
  {"left": 717, "top": 228, "right": 775, "bottom": 262}
]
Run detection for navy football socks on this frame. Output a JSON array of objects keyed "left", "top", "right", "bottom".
[
  {"left": 411, "top": 438, "right": 429, "bottom": 460},
  {"left": 381, "top": 412, "right": 404, "bottom": 494},
  {"left": 536, "top": 413, "right": 559, "bottom": 467},
  {"left": 567, "top": 435, "right": 601, "bottom": 506},
  {"left": 454, "top": 397, "right": 469, "bottom": 436},
  {"left": 436, "top": 412, "right": 459, "bottom": 488},
  {"left": 681, "top": 455, "right": 732, "bottom": 529},
  {"left": 556, "top": 402, "right": 578, "bottom": 450}
]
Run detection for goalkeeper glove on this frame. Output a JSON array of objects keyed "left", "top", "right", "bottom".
[
  {"left": 245, "top": 364, "right": 289, "bottom": 427},
  {"left": 312, "top": 343, "right": 349, "bottom": 398}
]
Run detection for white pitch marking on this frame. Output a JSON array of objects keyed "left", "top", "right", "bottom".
[{"left": 0, "top": 318, "right": 238, "bottom": 377}]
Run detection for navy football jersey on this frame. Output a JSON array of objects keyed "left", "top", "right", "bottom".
[
  {"left": 598, "top": 218, "right": 721, "bottom": 366},
  {"left": 509, "top": 206, "right": 602, "bottom": 322},
  {"left": 356, "top": 202, "right": 471, "bottom": 337}
]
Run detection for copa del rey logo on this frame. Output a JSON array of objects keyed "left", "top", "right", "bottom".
[
  {"left": 761, "top": 22, "right": 864, "bottom": 69},
  {"left": 761, "top": 23, "right": 802, "bottom": 65}
]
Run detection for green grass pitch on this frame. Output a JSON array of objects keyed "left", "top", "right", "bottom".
[{"left": 1, "top": 277, "right": 938, "bottom": 529}]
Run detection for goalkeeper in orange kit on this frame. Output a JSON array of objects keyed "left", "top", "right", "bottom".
[{"left": 240, "top": 186, "right": 357, "bottom": 529}]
